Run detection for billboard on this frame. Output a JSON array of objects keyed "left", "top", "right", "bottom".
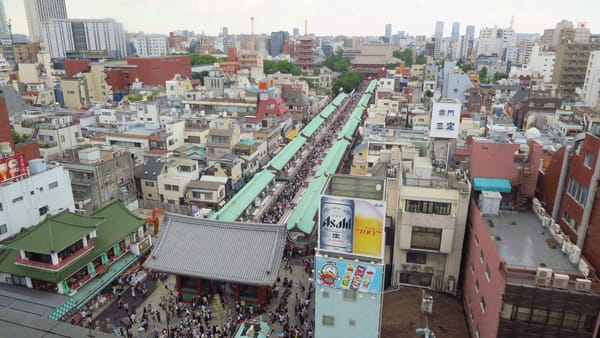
[
  {"left": 319, "top": 195, "right": 386, "bottom": 258},
  {"left": 315, "top": 256, "right": 383, "bottom": 294},
  {"left": 0, "top": 153, "right": 27, "bottom": 184}
]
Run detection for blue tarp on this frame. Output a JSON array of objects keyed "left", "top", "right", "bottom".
[{"left": 473, "top": 177, "right": 512, "bottom": 193}]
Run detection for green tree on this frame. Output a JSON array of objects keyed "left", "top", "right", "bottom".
[
  {"left": 263, "top": 60, "right": 303, "bottom": 75},
  {"left": 479, "top": 67, "right": 489, "bottom": 84},
  {"left": 332, "top": 71, "right": 363, "bottom": 94},
  {"left": 192, "top": 71, "right": 210, "bottom": 85},
  {"left": 415, "top": 54, "right": 427, "bottom": 65},
  {"left": 393, "top": 48, "right": 415, "bottom": 66},
  {"left": 460, "top": 64, "right": 474, "bottom": 73},
  {"left": 324, "top": 48, "right": 351, "bottom": 72},
  {"left": 492, "top": 72, "right": 508, "bottom": 83},
  {"left": 190, "top": 54, "right": 225, "bottom": 66},
  {"left": 312, "top": 68, "right": 320, "bottom": 76},
  {"left": 12, "top": 130, "right": 29, "bottom": 144},
  {"left": 424, "top": 89, "right": 433, "bottom": 98}
]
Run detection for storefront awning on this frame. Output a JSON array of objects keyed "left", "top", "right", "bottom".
[{"left": 473, "top": 177, "right": 512, "bottom": 193}]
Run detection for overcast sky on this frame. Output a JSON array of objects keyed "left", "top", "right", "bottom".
[{"left": 5, "top": 0, "right": 600, "bottom": 37}]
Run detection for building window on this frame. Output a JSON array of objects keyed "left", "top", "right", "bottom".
[
  {"left": 410, "top": 227, "right": 442, "bottom": 251},
  {"left": 39, "top": 205, "right": 49, "bottom": 216},
  {"left": 480, "top": 250, "right": 484, "bottom": 263},
  {"left": 567, "top": 178, "right": 588, "bottom": 205},
  {"left": 343, "top": 290, "right": 356, "bottom": 302},
  {"left": 49, "top": 181, "right": 58, "bottom": 189},
  {"left": 164, "top": 184, "right": 179, "bottom": 192},
  {"left": 584, "top": 151, "right": 593, "bottom": 168},
  {"left": 405, "top": 200, "right": 451, "bottom": 215},
  {"left": 12, "top": 196, "right": 23, "bottom": 203},
  {"left": 406, "top": 252, "right": 427, "bottom": 264},
  {"left": 0, "top": 203, "right": 3, "bottom": 211},
  {"left": 562, "top": 312, "right": 580, "bottom": 328},
  {"left": 0, "top": 224, "right": 7, "bottom": 235},
  {"left": 485, "top": 264, "right": 491, "bottom": 281},
  {"left": 145, "top": 181, "right": 155, "bottom": 187},
  {"left": 475, "top": 279, "right": 479, "bottom": 293},
  {"left": 563, "top": 211, "right": 580, "bottom": 231},
  {"left": 322, "top": 315, "right": 335, "bottom": 327},
  {"left": 532, "top": 308, "right": 548, "bottom": 324},
  {"left": 470, "top": 263, "right": 475, "bottom": 274},
  {"left": 474, "top": 235, "right": 479, "bottom": 246},
  {"left": 480, "top": 296, "right": 486, "bottom": 313},
  {"left": 500, "top": 303, "right": 513, "bottom": 320}
]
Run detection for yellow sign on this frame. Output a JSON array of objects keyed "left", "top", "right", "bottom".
[{"left": 353, "top": 199, "right": 385, "bottom": 257}]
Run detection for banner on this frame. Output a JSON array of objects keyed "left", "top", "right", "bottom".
[
  {"left": 315, "top": 257, "right": 383, "bottom": 294},
  {"left": 318, "top": 195, "right": 386, "bottom": 258},
  {"left": 0, "top": 153, "right": 27, "bottom": 183}
]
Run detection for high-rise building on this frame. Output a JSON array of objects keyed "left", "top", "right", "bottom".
[
  {"left": 293, "top": 27, "right": 299, "bottom": 37},
  {"left": 0, "top": 0, "right": 9, "bottom": 35},
  {"left": 269, "top": 30, "right": 289, "bottom": 56},
  {"left": 451, "top": 22, "right": 460, "bottom": 42},
  {"left": 581, "top": 51, "right": 600, "bottom": 107},
  {"left": 553, "top": 36, "right": 600, "bottom": 100},
  {"left": 24, "top": 0, "right": 68, "bottom": 42},
  {"left": 434, "top": 21, "right": 444, "bottom": 59},
  {"left": 41, "top": 18, "right": 127, "bottom": 58},
  {"left": 222, "top": 26, "right": 228, "bottom": 39},
  {"left": 385, "top": 23, "right": 392, "bottom": 39},
  {"left": 132, "top": 34, "right": 169, "bottom": 57}
]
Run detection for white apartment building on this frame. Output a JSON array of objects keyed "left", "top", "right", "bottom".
[
  {"left": 527, "top": 44, "right": 555, "bottom": 82},
  {"left": 0, "top": 161, "right": 74, "bottom": 241},
  {"left": 157, "top": 158, "right": 200, "bottom": 204},
  {"left": 24, "top": 0, "right": 67, "bottom": 42},
  {"left": 132, "top": 34, "right": 169, "bottom": 57},
  {"left": 582, "top": 51, "right": 600, "bottom": 107},
  {"left": 41, "top": 18, "right": 127, "bottom": 58},
  {"left": 475, "top": 26, "right": 516, "bottom": 58}
]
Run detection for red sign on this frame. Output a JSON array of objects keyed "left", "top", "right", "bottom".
[{"left": 0, "top": 154, "right": 27, "bottom": 183}]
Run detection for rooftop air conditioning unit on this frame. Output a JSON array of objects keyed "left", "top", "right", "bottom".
[
  {"left": 536, "top": 267, "right": 553, "bottom": 286},
  {"left": 570, "top": 246, "right": 582, "bottom": 264},
  {"left": 552, "top": 273, "right": 569, "bottom": 289},
  {"left": 575, "top": 278, "right": 592, "bottom": 292}
]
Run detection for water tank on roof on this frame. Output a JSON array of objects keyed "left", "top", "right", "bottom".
[
  {"left": 525, "top": 127, "right": 541, "bottom": 139},
  {"left": 29, "top": 158, "right": 47, "bottom": 174}
]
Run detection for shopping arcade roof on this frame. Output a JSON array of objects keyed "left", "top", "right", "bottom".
[{"left": 212, "top": 170, "right": 275, "bottom": 221}]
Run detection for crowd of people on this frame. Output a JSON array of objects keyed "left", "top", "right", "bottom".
[{"left": 259, "top": 85, "right": 366, "bottom": 226}]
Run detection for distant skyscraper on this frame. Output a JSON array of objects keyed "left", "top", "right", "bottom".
[
  {"left": 42, "top": 18, "right": 127, "bottom": 58},
  {"left": 269, "top": 30, "right": 289, "bottom": 56},
  {"left": 385, "top": 24, "right": 392, "bottom": 39},
  {"left": 24, "top": 0, "right": 68, "bottom": 41},
  {"left": 0, "top": 0, "right": 9, "bottom": 35},
  {"left": 465, "top": 25, "right": 475, "bottom": 56},
  {"left": 451, "top": 22, "right": 460, "bottom": 42},
  {"left": 293, "top": 27, "right": 299, "bottom": 37},
  {"left": 434, "top": 21, "right": 444, "bottom": 59},
  {"left": 222, "top": 26, "right": 228, "bottom": 39}
]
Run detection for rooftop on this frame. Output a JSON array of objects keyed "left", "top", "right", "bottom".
[{"left": 486, "top": 210, "right": 580, "bottom": 274}]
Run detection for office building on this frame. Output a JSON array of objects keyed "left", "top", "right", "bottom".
[
  {"left": 434, "top": 21, "right": 444, "bottom": 59},
  {"left": 269, "top": 31, "right": 289, "bottom": 56},
  {"left": 553, "top": 37, "right": 600, "bottom": 100},
  {"left": 24, "top": 0, "right": 68, "bottom": 42},
  {"left": 465, "top": 25, "right": 475, "bottom": 57},
  {"left": 385, "top": 23, "right": 392, "bottom": 39},
  {"left": 41, "top": 18, "right": 127, "bottom": 59},
  {"left": 132, "top": 34, "right": 168, "bottom": 57},
  {"left": 0, "top": 0, "right": 8, "bottom": 35},
  {"left": 451, "top": 22, "right": 460, "bottom": 42},
  {"left": 582, "top": 51, "right": 600, "bottom": 107}
]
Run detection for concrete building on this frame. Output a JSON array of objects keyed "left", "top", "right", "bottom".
[
  {"left": 465, "top": 25, "right": 475, "bottom": 57},
  {"left": 526, "top": 44, "right": 555, "bottom": 82},
  {"left": 134, "top": 156, "right": 165, "bottom": 202},
  {"left": 434, "top": 21, "right": 444, "bottom": 59},
  {"left": 430, "top": 98, "right": 461, "bottom": 139},
  {"left": 0, "top": 159, "right": 74, "bottom": 242},
  {"left": 132, "top": 34, "right": 168, "bottom": 57},
  {"left": 451, "top": 22, "right": 460, "bottom": 43},
  {"left": 552, "top": 38, "right": 600, "bottom": 100},
  {"left": 440, "top": 61, "right": 473, "bottom": 106},
  {"left": 124, "top": 55, "right": 192, "bottom": 86},
  {"left": 157, "top": 157, "right": 200, "bottom": 204},
  {"left": 15, "top": 115, "right": 86, "bottom": 160},
  {"left": 269, "top": 31, "right": 289, "bottom": 56},
  {"left": 475, "top": 26, "right": 515, "bottom": 58},
  {"left": 582, "top": 51, "right": 600, "bottom": 107},
  {"left": 206, "top": 118, "right": 241, "bottom": 162},
  {"left": 41, "top": 18, "right": 127, "bottom": 59},
  {"left": 57, "top": 147, "right": 136, "bottom": 214},
  {"left": 24, "top": 0, "right": 68, "bottom": 42}
]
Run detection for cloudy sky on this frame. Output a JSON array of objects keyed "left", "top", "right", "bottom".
[{"left": 5, "top": 0, "right": 600, "bottom": 37}]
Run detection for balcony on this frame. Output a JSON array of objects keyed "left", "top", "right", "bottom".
[{"left": 14, "top": 240, "right": 95, "bottom": 272}]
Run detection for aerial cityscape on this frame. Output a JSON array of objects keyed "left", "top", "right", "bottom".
[{"left": 1, "top": 0, "right": 600, "bottom": 337}]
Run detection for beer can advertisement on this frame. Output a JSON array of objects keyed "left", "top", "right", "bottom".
[
  {"left": 315, "top": 257, "right": 383, "bottom": 294},
  {"left": 0, "top": 153, "right": 27, "bottom": 184},
  {"left": 319, "top": 195, "right": 386, "bottom": 258}
]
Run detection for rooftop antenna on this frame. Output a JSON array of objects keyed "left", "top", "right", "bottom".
[
  {"left": 510, "top": 15, "right": 514, "bottom": 30},
  {"left": 304, "top": 16, "right": 308, "bottom": 36}
]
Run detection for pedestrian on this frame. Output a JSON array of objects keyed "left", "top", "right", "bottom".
[{"left": 156, "top": 310, "right": 161, "bottom": 323}]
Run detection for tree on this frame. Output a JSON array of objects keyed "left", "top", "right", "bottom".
[
  {"left": 415, "top": 54, "right": 427, "bottom": 65},
  {"left": 393, "top": 48, "right": 414, "bottom": 66},
  {"left": 192, "top": 71, "right": 210, "bottom": 85},
  {"left": 460, "top": 64, "right": 474, "bottom": 73},
  {"left": 332, "top": 71, "right": 363, "bottom": 94},
  {"left": 190, "top": 54, "right": 225, "bottom": 66},
  {"left": 12, "top": 130, "right": 29, "bottom": 144},
  {"left": 492, "top": 72, "right": 508, "bottom": 83},
  {"left": 478, "top": 67, "right": 489, "bottom": 84},
  {"left": 323, "top": 48, "right": 351, "bottom": 72},
  {"left": 263, "top": 60, "right": 303, "bottom": 76},
  {"left": 424, "top": 89, "right": 433, "bottom": 98}
]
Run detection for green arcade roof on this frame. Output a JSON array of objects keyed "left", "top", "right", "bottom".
[
  {"left": 213, "top": 170, "right": 276, "bottom": 221},
  {"left": 338, "top": 119, "right": 360, "bottom": 141},
  {"left": 473, "top": 177, "right": 512, "bottom": 193},
  {"left": 315, "top": 140, "right": 349, "bottom": 177},
  {"left": 266, "top": 136, "right": 307, "bottom": 171},
  {"left": 286, "top": 175, "right": 328, "bottom": 234},
  {"left": 331, "top": 92, "right": 347, "bottom": 107},
  {"left": 319, "top": 105, "right": 336, "bottom": 119},
  {"left": 301, "top": 116, "right": 325, "bottom": 138}
]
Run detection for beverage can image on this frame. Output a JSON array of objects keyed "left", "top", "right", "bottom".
[
  {"left": 359, "top": 267, "right": 376, "bottom": 292},
  {"left": 340, "top": 264, "right": 356, "bottom": 290},
  {"left": 349, "top": 265, "right": 366, "bottom": 291},
  {"left": 353, "top": 200, "right": 385, "bottom": 257},
  {"left": 320, "top": 197, "right": 354, "bottom": 253}
]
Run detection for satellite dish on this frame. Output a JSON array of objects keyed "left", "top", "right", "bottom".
[{"left": 433, "top": 91, "right": 441, "bottom": 100}]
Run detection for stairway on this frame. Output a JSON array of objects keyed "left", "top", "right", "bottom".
[{"left": 514, "top": 166, "right": 531, "bottom": 210}]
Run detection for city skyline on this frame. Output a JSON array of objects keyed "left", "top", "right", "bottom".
[{"left": 4, "top": 0, "right": 600, "bottom": 38}]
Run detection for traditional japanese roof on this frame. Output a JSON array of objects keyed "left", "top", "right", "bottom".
[
  {"left": 144, "top": 213, "right": 285, "bottom": 285},
  {"left": 0, "top": 201, "right": 144, "bottom": 282},
  {"left": 5, "top": 212, "right": 103, "bottom": 254}
]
